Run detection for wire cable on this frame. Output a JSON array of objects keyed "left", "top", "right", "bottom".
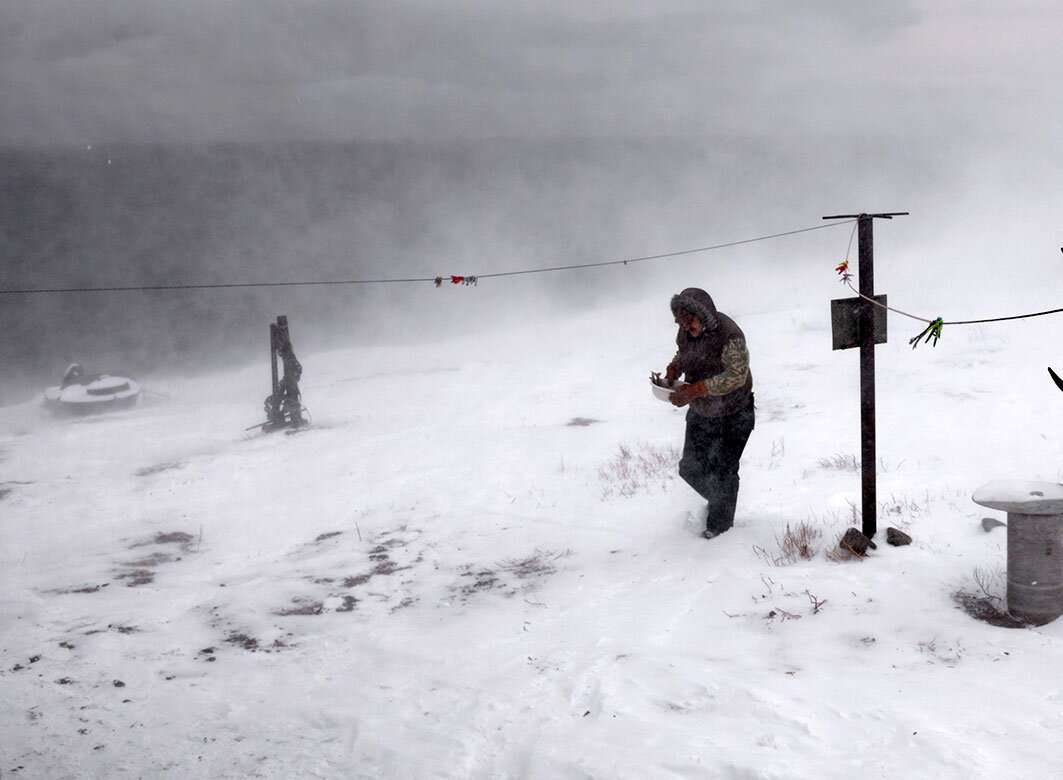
[
  {"left": 833, "top": 222, "right": 1063, "bottom": 347},
  {"left": 0, "top": 220, "right": 855, "bottom": 296}
]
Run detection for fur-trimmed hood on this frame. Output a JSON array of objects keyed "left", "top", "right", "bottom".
[{"left": 670, "top": 288, "right": 719, "bottom": 331}]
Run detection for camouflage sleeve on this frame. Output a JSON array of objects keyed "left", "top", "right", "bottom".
[{"left": 704, "top": 338, "right": 750, "bottom": 396}]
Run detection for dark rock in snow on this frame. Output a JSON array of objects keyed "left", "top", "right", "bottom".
[
  {"left": 886, "top": 527, "right": 912, "bottom": 546},
  {"left": 839, "top": 527, "right": 876, "bottom": 555},
  {"left": 981, "top": 517, "right": 1007, "bottom": 532}
]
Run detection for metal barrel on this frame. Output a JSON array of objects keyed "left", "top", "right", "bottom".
[{"left": 1006, "top": 512, "right": 1063, "bottom": 625}]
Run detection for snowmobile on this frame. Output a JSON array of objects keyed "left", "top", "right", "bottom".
[{"left": 43, "top": 363, "right": 141, "bottom": 414}]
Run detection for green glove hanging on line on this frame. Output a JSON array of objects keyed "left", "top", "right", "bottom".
[{"left": 909, "top": 318, "right": 944, "bottom": 349}]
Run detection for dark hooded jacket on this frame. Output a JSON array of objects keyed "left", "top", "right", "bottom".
[{"left": 669, "top": 288, "right": 753, "bottom": 418}]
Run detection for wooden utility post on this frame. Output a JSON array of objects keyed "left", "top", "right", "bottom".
[{"left": 825, "top": 212, "right": 907, "bottom": 539}]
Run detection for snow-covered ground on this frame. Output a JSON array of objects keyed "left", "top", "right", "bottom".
[{"left": 4, "top": 290, "right": 1063, "bottom": 779}]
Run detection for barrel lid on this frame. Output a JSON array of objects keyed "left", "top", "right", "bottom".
[{"left": 972, "top": 480, "right": 1063, "bottom": 515}]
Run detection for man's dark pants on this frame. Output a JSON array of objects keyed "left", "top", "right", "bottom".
[{"left": 678, "top": 397, "right": 755, "bottom": 535}]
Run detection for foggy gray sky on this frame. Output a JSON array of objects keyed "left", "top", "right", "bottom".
[{"left": 2, "top": 0, "right": 1060, "bottom": 146}]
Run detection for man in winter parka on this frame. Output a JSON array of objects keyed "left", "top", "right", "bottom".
[{"left": 659, "top": 288, "right": 754, "bottom": 539}]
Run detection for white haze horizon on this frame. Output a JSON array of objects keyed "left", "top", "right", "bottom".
[{"left": 2, "top": 1, "right": 1061, "bottom": 148}]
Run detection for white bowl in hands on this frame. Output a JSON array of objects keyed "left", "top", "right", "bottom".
[{"left": 650, "top": 377, "right": 687, "bottom": 402}]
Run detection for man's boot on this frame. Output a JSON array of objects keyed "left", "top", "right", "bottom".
[{"left": 703, "top": 475, "right": 740, "bottom": 537}]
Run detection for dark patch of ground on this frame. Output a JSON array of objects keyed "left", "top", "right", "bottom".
[
  {"left": 131, "top": 531, "right": 196, "bottom": 551},
  {"left": 225, "top": 632, "right": 260, "bottom": 651},
  {"left": 275, "top": 527, "right": 423, "bottom": 616},
  {"left": 115, "top": 532, "right": 197, "bottom": 585},
  {"left": 953, "top": 591, "right": 1031, "bottom": 629},
  {"left": 498, "top": 550, "right": 569, "bottom": 579},
  {"left": 125, "top": 552, "right": 174, "bottom": 567},
  {"left": 274, "top": 599, "right": 325, "bottom": 616},
  {"left": 135, "top": 461, "right": 184, "bottom": 477},
  {"left": 223, "top": 632, "right": 291, "bottom": 653},
  {"left": 51, "top": 583, "right": 110, "bottom": 595},
  {"left": 456, "top": 566, "right": 504, "bottom": 597},
  {"left": 84, "top": 624, "right": 139, "bottom": 636},
  {"left": 115, "top": 569, "right": 155, "bottom": 587},
  {"left": 285, "top": 527, "right": 570, "bottom": 616},
  {"left": 447, "top": 549, "right": 573, "bottom": 603},
  {"left": 566, "top": 417, "right": 602, "bottom": 427},
  {"left": 0, "top": 480, "right": 34, "bottom": 503}
]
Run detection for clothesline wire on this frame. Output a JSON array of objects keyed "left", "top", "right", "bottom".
[
  {"left": 846, "top": 276, "right": 1063, "bottom": 327},
  {"left": 475, "top": 222, "right": 852, "bottom": 279},
  {"left": 835, "top": 222, "right": 1063, "bottom": 348},
  {"left": 0, "top": 220, "right": 854, "bottom": 296}
]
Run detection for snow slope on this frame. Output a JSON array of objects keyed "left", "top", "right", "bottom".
[{"left": 3, "top": 294, "right": 1063, "bottom": 779}]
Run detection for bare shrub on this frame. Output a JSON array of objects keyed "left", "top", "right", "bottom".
[
  {"left": 880, "top": 491, "right": 933, "bottom": 529},
  {"left": 973, "top": 566, "right": 1005, "bottom": 604},
  {"left": 767, "top": 438, "right": 785, "bottom": 470},
  {"left": 497, "top": 549, "right": 573, "bottom": 580},
  {"left": 817, "top": 453, "right": 859, "bottom": 472},
  {"left": 598, "top": 442, "right": 680, "bottom": 498},
  {"left": 805, "top": 590, "right": 827, "bottom": 614},
  {"left": 753, "top": 521, "right": 822, "bottom": 566}
]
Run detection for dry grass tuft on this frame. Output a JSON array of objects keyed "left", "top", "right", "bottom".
[
  {"left": 753, "top": 521, "right": 822, "bottom": 566},
  {"left": 598, "top": 442, "right": 681, "bottom": 498},
  {"left": 817, "top": 453, "right": 859, "bottom": 472}
]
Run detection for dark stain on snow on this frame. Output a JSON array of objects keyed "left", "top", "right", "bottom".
[
  {"left": 390, "top": 597, "right": 418, "bottom": 613},
  {"left": 457, "top": 566, "right": 502, "bottom": 596},
  {"left": 953, "top": 591, "right": 1030, "bottom": 629},
  {"left": 135, "top": 461, "right": 184, "bottom": 477},
  {"left": 225, "top": 633, "right": 260, "bottom": 651},
  {"left": 274, "top": 599, "right": 325, "bottom": 616},
  {"left": 131, "top": 531, "right": 195, "bottom": 550},
  {"left": 223, "top": 632, "right": 290, "bottom": 653},
  {"left": 84, "top": 624, "right": 139, "bottom": 636},
  {"left": 125, "top": 552, "right": 174, "bottom": 568},
  {"left": 50, "top": 582, "right": 111, "bottom": 595},
  {"left": 114, "top": 532, "right": 197, "bottom": 586},
  {"left": 566, "top": 417, "right": 601, "bottom": 427},
  {"left": 0, "top": 480, "right": 34, "bottom": 501},
  {"left": 280, "top": 527, "right": 425, "bottom": 616},
  {"left": 115, "top": 569, "right": 155, "bottom": 587},
  {"left": 153, "top": 531, "right": 196, "bottom": 546}
]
